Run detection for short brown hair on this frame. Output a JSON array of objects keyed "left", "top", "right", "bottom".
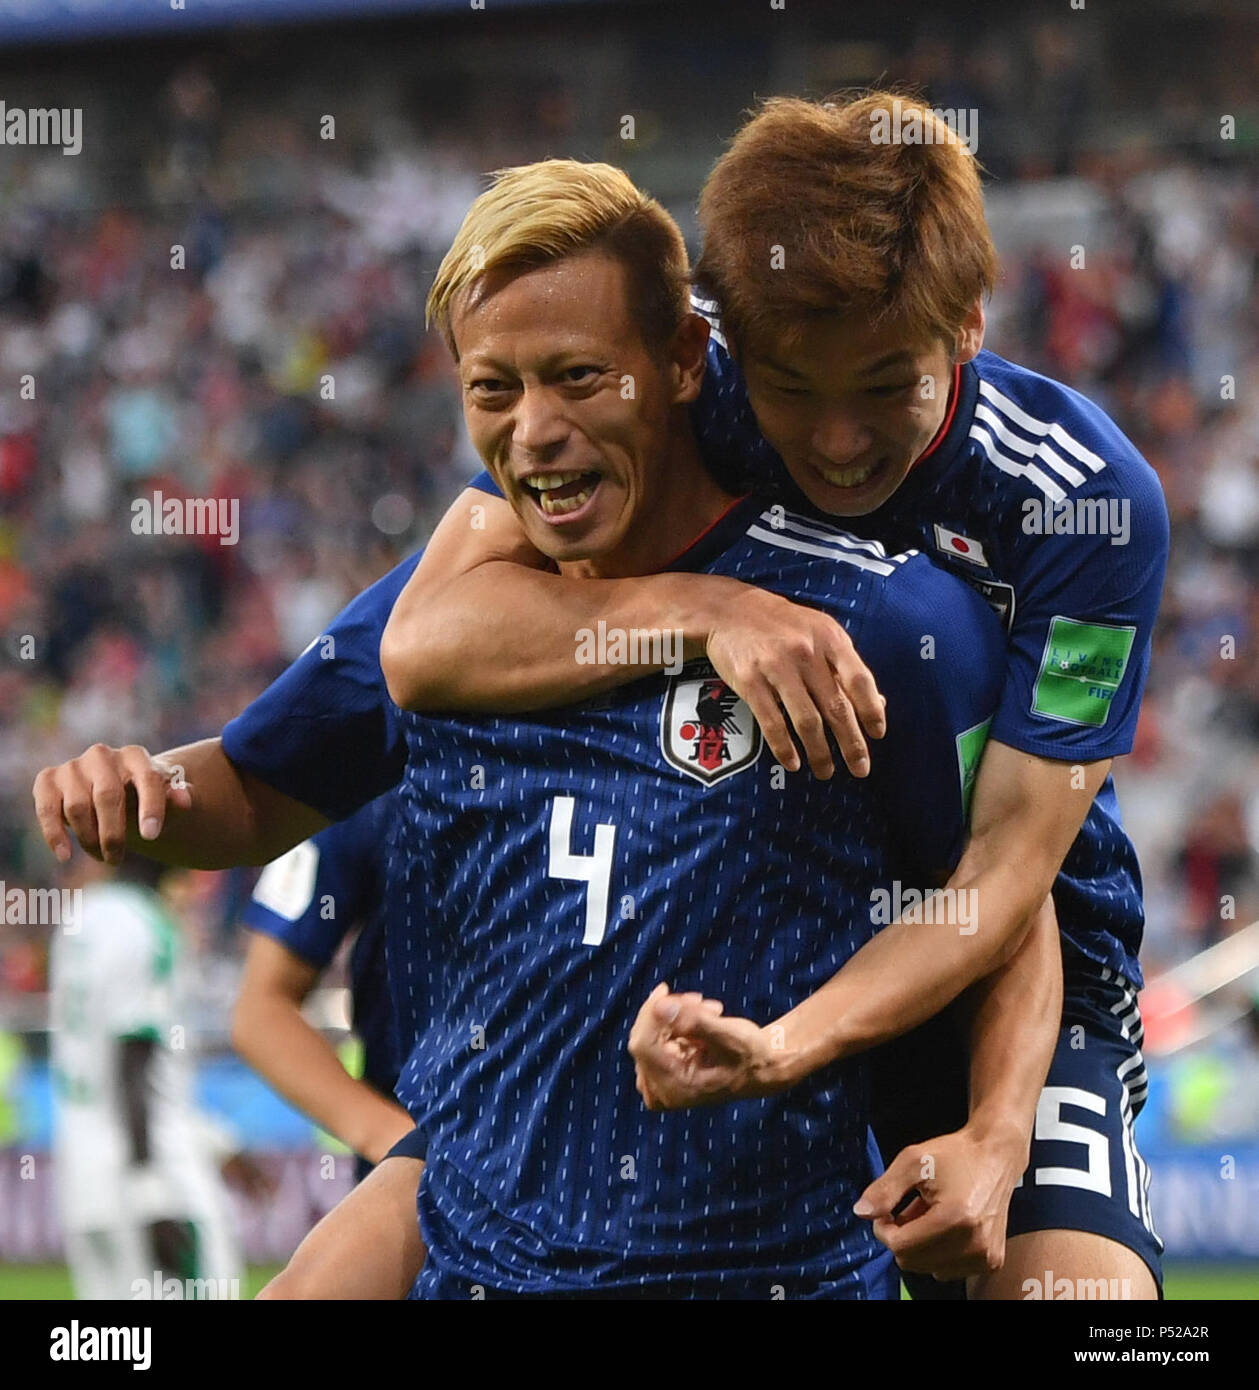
[
  {"left": 695, "top": 92, "right": 998, "bottom": 353},
  {"left": 427, "top": 159, "right": 690, "bottom": 358}
]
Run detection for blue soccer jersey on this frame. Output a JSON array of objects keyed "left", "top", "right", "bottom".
[
  {"left": 683, "top": 331, "right": 1169, "bottom": 986},
  {"left": 221, "top": 553, "right": 421, "bottom": 821},
  {"left": 243, "top": 793, "right": 401, "bottom": 1105},
  {"left": 391, "top": 495, "right": 1007, "bottom": 1298}
]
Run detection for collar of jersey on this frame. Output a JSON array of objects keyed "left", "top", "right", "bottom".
[
  {"left": 907, "top": 359, "right": 979, "bottom": 479},
  {"left": 656, "top": 493, "right": 764, "bottom": 574},
  {"left": 851, "top": 358, "right": 980, "bottom": 530}
]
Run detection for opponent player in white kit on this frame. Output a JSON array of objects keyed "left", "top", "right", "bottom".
[{"left": 49, "top": 859, "right": 244, "bottom": 1299}]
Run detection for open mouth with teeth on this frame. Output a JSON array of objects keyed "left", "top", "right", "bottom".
[
  {"left": 521, "top": 470, "right": 602, "bottom": 518},
  {"left": 815, "top": 460, "right": 882, "bottom": 488}
]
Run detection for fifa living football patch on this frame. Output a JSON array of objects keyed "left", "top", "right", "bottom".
[
  {"left": 1032, "top": 617, "right": 1136, "bottom": 727},
  {"left": 955, "top": 717, "right": 992, "bottom": 820}
]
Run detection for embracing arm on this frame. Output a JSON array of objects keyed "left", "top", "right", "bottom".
[
  {"left": 380, "top": 487, "right": 885, "bottom": 778},
  {"left": 961, "top": 892, "right": 1063, "bottom": 1158},
  {"left": 770, "top": 743, "right": 1105, "bottom": 1080},
  {"left": 630, "top": 743, "right": 1102, "bottom": 1108},
  {"left": 382, "top": 489, "right": 721, "bottom": 710}
]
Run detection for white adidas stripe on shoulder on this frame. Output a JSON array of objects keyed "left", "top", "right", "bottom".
[
  {"left": 973, "top": 402, "right": 1088, "bottom": 489},
  {"left": 746, "top": 525, "right": 898, "bottom": 575},
  {"left": 747, "top": 510, "right": 919, "bottom": 574},
  {"left": 969, "top": 422, "right": 1068, "bottom": 502},
  {"left": 977, "top": 379, "right": 1109, "bottom": 474},
  {"left": 759, "top": 509, "right": 892, "bottom": 558},
  {"left": 689, "top": 292, "right": 726, "bottom": 347}
]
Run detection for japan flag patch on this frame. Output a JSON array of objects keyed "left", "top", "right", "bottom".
[{"left": 933, "top": 524, "right": 989, "bottom": 567}]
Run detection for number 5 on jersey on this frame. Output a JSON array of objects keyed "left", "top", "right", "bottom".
[{"left": 548, "top": 795, "right": 616, "bottom": 946}]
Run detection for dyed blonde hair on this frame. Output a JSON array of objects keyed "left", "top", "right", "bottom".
[{"left": 427, "top": 159, "right": 690, "bottom": 357}]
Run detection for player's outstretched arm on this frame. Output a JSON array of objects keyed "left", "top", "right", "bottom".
[
  {"left": 231, "top": 934, "right": 414, "bottom": 1165},
  {"left": 257, "top": 1152, "right": 426, "bottom": 1300},
  {"left": 33, "top": 737, "right": 328, "bottom": 869},
  {"left": 630, "top": 746, "right": 1105, "bottom": 1104},
  {"left": 856, "top": 895, "right": 1063, "bottom": 1283},
  {"left": 380, "top": 487, "right": 886, "bottom": 779}
]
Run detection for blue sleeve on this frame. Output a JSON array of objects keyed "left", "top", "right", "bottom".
[
  {"left": 469, "top": 470, "right": 502, "bottom": 498},
  {"left": 241, "top": 798, "right": 385, "bottom": 968},
  {"left": 859, "top": 557, "right": 1008, "bottom": 880},
  {"left": 991, "top": 458, "right": 1168, "bottom": 761},
  {"left": 221, "top": 553, "right": 422, "bottom": 821}
]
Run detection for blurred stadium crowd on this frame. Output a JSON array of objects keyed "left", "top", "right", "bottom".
[{"left": 0, "top": 2, "right": 1257, "bottom": 1152}]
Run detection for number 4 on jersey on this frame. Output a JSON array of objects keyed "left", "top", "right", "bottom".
[{"left": 548, "top": 795, "right": 616, "bottom": 946}]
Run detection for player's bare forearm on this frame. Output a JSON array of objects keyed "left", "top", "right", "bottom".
[
  {"left": 232, "top": 944, "right": 413, "bottom": 1164},
  {"left": 385, "top": 562, "right": 747, "bottom": 711},
  {"left": 769, "top": 744, "right": 1110, "bottom": 1084},
  {"left": 382, "top": 489, "right": 886, "bottom": 778},
  {"left": 767, "top": 861, "right": 1037, "bottom": 1085},
  {"left": 233, "top": 998, "right": 412, "bottom": 1163},
  {"left": 959, "top": 894, "right": 1063, "bottom": 1157},
  {"left": 135, "top": 739, "right": 328, "bottom": 867},
  {"left": 381, "top": 487, "right": 738, "bottom": 711},
  {"left": 853, "top": 901, "right": 1063, "bottom": 1280},
  {"left": 36, "top": 735, "right": 328, "bottom": 868}
]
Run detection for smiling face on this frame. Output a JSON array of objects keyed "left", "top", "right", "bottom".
[
  {"left": 450, "top": 248, "right": 709, "bottom": 572},
  {"left": 739, "top": 299, "right": 984, "bottom": 516}
]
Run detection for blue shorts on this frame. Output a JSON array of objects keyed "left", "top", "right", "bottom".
[{"left": 869, "top": 943, "right": 1163, "bottom": 1298}]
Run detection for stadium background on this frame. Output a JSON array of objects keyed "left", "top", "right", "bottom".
[{"left": 0, "top": 0, "right": 1256, "bottom": 1298}]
